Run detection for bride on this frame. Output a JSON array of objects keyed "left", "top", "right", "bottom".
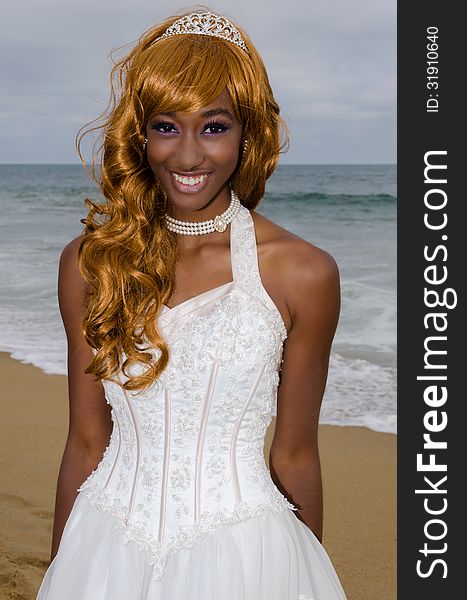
[{"left": 37, "top": 9, "right": 346, "bottom": 599}]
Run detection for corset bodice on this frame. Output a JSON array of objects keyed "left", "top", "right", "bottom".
[{"left": 77, "top": 203, "right": 297, "bottom": 579}]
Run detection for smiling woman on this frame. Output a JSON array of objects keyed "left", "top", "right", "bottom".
[
  {"left": 35, "top": 8, "right": 347, "bottom": 600},
  {"left": 146, "top": 90, "right": 243, "bottom": 207},
  {"left": 74, "top": 8, "right": 287, "bottom": 393}
]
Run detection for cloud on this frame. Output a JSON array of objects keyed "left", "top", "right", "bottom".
[{"left": 0, "top": 0, "right": 395, "bottom": 163}]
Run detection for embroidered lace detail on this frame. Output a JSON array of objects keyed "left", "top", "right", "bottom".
[
  {"left": 234, "top": 207, "right": 288, "bottom": 343},
  {"left": 79, "top": 481, "right": 294, "bottom": 580},
  {"left": 76, "top": 204, "right": 295, "bottom": 580}
]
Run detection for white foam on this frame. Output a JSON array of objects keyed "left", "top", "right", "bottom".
[
  {"left": 336, "top": 278, "right": 396, "bottom": 357},
  {"left": 0, "top": 305, "right": 67, "bottom": 375},
  {"left": 322, "top": 354, "right": 396, "bottom": 434}
]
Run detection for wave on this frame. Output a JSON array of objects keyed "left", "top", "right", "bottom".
[
  {"left": 323, "top": 354, "right": 396, "bottom": 434},
  {"left": 265, "top": 192, "right": 396, "bottom": 205}
]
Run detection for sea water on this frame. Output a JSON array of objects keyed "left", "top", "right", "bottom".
[{"left": 0, "top": 164, "right": 396, "bottom": 433}]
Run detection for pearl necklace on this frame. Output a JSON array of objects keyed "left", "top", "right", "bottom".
[{"left": 165, "top": 189, "right": 241, "bottom": 235}]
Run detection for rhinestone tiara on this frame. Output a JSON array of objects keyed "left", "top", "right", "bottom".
[{"left": 156, "top": 11, "right": 248, "bottom": 52}]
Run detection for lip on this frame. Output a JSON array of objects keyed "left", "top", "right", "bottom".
[{"left": 169, "top": 171, "right": 213, "bottom": 194}]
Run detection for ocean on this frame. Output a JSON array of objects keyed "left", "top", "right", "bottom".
[{"left": 0, "top": 164, "right": 396, "bottom": 434}]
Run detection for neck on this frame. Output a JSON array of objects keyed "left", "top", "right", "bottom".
[{"left": 169, "top": 185, "right": 231, "bottom": 222}]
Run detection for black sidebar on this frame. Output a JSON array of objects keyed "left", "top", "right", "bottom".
[{"left": 398, "top": 3, "right": 464, "bottom": 598}]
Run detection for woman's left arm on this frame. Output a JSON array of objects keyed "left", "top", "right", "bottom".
[{"left": 269, "top": 241, "right": 341, "bottom": 543}]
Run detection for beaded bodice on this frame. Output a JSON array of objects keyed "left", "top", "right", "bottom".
[{"left": 78, "top": 203, "right": 297, "bottom": 579}]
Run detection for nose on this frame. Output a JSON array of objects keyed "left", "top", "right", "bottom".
[{"left": 175, "top": 132, "right": 205, "bottom": 171}]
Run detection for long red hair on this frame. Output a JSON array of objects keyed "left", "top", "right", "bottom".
[{"left": 76, "top": 10, "right": 289, "bottom": 391}]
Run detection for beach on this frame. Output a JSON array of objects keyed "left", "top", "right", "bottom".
[{"left": 0, "top": 351, "right": 396, "bottom": 600}]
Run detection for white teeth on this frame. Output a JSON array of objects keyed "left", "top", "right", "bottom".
[{"left": 172, "top": 173, "right": 208, "bottom": 186}]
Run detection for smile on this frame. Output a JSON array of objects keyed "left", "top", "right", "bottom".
[{"left": 171, "top": 172, "right": 210, "bottom": 186}]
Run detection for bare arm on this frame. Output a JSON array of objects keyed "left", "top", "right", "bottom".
[
  {"left": 269, "top": 242, "right": 341, "bottom": 543},
  {"left": 50, "top": 237, "right": 112, "bottom": 561}
]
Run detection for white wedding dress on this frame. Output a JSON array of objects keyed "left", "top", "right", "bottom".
[{"left": 37, "top": 204, "right": 347, "bottom": 599}]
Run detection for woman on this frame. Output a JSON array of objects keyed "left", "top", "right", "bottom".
[{"left": 37, "top": 9, "right": 346, "bottom": 599}]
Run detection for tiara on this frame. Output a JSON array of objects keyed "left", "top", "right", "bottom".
[{"left": 156, "top": 11, "right": 248, "bottom": 52}]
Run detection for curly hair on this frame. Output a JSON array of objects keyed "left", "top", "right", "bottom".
[{"left": 76, "top": 7, "right": 289, "bottom": 392}]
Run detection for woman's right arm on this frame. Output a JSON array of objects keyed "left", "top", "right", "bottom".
[{"left": 50, "top": 236, "right": 112, "bottom": 562}]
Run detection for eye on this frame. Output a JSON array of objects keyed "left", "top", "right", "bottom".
[
  {"left": 150, "top": 121, "right": 177, "bottom": 134},
  {"left": 203, "top": 120, "right": 230, "bottom": 134}
]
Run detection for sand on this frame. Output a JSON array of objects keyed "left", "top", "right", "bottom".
[{"left": 0, "top": 351, "right": 396, "bottom": 599}]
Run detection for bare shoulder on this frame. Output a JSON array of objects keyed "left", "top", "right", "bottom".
[
  {"left": 250, "top": 210, "right": 340, "bottom": 312},
  {"left": 60, "top": 235, "right": 83, "bottom": 269},
  {"left": 58, "top": 234, "right": 90, "bottom": 289},
  {"left": 58, "top": 235, "right": 91, "bottom": 325}
]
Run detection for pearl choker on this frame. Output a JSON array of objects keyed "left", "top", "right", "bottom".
[{"left": 164, "top": 190, "right": 241, "bottom": 235}]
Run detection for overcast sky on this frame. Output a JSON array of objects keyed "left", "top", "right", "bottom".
[{"left": 0, "top": 0, "right": 396, "bottom": 164}]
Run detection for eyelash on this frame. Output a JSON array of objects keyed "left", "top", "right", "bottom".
[
  {"left": 204, "top": 120, "right": 230, "bottom": 134},
  {"left": 150, "top": 119, "right": 230, "bottom": 135}
]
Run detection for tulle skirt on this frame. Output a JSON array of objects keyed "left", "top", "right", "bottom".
[{"left": 36, "top": 493, "right": 346, "bottom": 599}]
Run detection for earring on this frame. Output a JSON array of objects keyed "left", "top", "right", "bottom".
[
  {"left": 142, "top": 138, "right": 148, "bottom": 151},
  {"left": 242, "top": 138, "right": 248, "bottom": 152}
]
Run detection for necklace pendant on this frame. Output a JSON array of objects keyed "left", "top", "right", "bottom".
[
  {"left": 213, "top": 215, "right": 227, "bottom": 232},
  {"left": 165, "top": 189, "right": 240, "bottom": 235}
]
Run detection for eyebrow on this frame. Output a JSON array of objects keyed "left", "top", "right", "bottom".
[
  {"left": 158, "top": 108, "right": 235, "bottom": 120},
  {"left": 201, "top": 108, "right": 234, "bottom": 119}
]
